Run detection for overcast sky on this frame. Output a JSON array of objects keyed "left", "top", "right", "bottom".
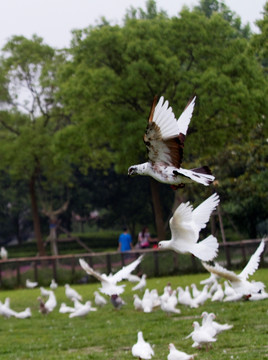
[{"left": 0, "top": 0, "right": 266, "bottom": 50}]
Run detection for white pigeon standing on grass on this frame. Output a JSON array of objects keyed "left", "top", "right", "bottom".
[
  {"left": 15, "top": 307, "right": 32, "bottom": 319},
  {"left": 141, "top": 289, "right": 154, "bottom": 313},
  {"left": 69, "top": 301, "right": 96, "bottom": 318},
  {"left": 190, "top": 284, "right": 201, "bottom": 299},
  {"left": 200, "top": 273, "right": 218, "bottom": 286},
  {"left": 128, "top": 96, "right": 215, "bottom": 189},
  {"left": 187, "top": 321, "right": 217, "bottom": 350},
  {"left": 202, "top": 239, "right": 266, "bottom": 295},
  {"left": 59, "top": 302, "right": 75, "bottom": 314},
  {"left": 133, "top": 294, "right": 143, "bottom": 311},
  {"left": 72, "top": 297, "right": 84, "bottom": 310},
  {"left": 211, "top": 284, "right": 224, "bottom": 302},
  {"left": 40, "top": 287, "right": 51, "bottom": 297},
  {"left": 65, "top": 284, "right": 82, "bottom": 301},
  {"left": 45, "top": 290, "right": 57, "bottom": 312},
  {"left": 201, "top": 312, "right": 233, "bottom": 335},
  {"left": 79, "top": 255, "right": 144, "bottom": 296},
  {"left": 0, "top": 246, "right": 8, "bottom": 260},
  {"left": 132, "top": 331, "right": 154, "bottom": 359},
  {"left": 50, "top": 279, "right": 58, "bottom": 290},
  {"left": 26, "top": 279, "right": 38, "bottom": 288},
  {"left": 0, "top": 299, "right": 17, "bottom": 318},
  {"left": 94, "top": 291, "right": 107, "bottom": 307},
  {"left": 158, "top": 193, "right": 220, "bottom": 261},
  {"left": 132, "top": 274, "right": 147, "bottom": 292},
  {"left": 167, "top": 343, "right": 196, "bottom": 360}
]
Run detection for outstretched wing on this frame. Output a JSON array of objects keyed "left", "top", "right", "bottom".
[
  {"left": 177, "top": 96, "right": 196, "bottom": 135},
  {"left": 239, "top": 239, "right": 265, "bottom": 279},
  {"left": 192, "top": 193, "right": 220, "bottom": 232},
  {"left": 169, "top": 201, "right": 196, "bottom": 243},
  {"left": 79, "top": 259, "right": 108, "bottom": 283},
  {"left": 144, "top": 96, "right": 195, "bottom": 168},
  {"left": 202, "top": 262, "right": 240, "bottom": 282},
  {"left": 112, "top": 255, "right": 144, "bottom": 283}
]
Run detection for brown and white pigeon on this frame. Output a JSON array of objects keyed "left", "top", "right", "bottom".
[{"left": 128, "top": 96, "right": 214, "bottom": 189}]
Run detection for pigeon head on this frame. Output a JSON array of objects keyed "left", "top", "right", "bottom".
[
  {"left": 158, "top": 240, "right": 169, "bottom": 249},
  {"left": 128, "top": 166, "right": 138, "bottom": 177}
]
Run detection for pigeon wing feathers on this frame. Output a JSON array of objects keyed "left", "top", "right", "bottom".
[
  {"left": 170, "top": 202, "right": 194, "bottom": 237},
  {"left": 202, "top": 262, "right": 240, "bottom": 282},
  {"left": 152, "top": 96, "right": 179, "bottom": 139},
  {"left": 177, "top": 95, "right": 196, "bottom": 135},
  {"left": 144, "top": 123, "right": 184, "bottom": 167},
  {"left": 192, "top": 193, "right": 220, "bottom": 231},
  {"left": 191, "top": 235, "right": 219, "bottom": 261},
  {"left": 239, "top": 239, "right": 265, "bottom": 279},
  {"left": 79, "top": 259, "right": 107, "bottom": 283},
  {"left": 112, "top": 255, "right": 144, "bottom": 283}
]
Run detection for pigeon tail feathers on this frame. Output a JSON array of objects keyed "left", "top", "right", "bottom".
[{"left": 191, "top": 235, "right": 219, "bottom": 261}]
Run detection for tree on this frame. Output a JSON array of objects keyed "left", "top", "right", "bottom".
[
  {"left": 57, "top": 0, "right": 267, "bottom": 240},
  {"left": 0, "top": 35, "right": 71, "bottom": 255}
]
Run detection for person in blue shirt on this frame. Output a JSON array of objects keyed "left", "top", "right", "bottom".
[{"left": 118, "top": 227, "right": 133, "bottom": 252}]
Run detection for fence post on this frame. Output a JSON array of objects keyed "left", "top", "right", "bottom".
[
  {"left": 52, "top": 258, "right": 57, "bottom": 282},
  {"left": 34, "top": 261, "right": 38, "bottom": 282},
  {"left": 16, "top": 262, "right": 21, "bottom": 286},
  {"left": 106, "top": 254, "right": 111, "bottom": 274},
  {"left": 153, "top": 251, "right": 159, "bottom": 277},
  {"left": 71, "top": 256, "right": 75, "bottom": 282}
]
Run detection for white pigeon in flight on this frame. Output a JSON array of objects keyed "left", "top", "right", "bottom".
[
  {"left": 128, "top": 96, "right": 215, "bottom": 189},
  {"left": 202, "top": 239, "right": 266, "bottom": 295},
  {"left": 79, "top": 255, "right": 144, "bottom": 296},
  {"left": 132, "top": 331, "right": 154, "bottom": 359},
  {"left": 158, "top": 193, "right": 220, "bottom": 261}
]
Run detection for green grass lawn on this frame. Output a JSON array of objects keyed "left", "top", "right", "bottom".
[{"left": 0, "top": 269, "right": 267, "bottom": 359}]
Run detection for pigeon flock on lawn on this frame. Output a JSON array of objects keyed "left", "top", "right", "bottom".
[{"left": 0, "top": 238, "right": 266, "bottom": 358}]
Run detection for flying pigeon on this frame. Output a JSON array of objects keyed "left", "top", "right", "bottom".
[
  {"left": 128, "top": 96, "right": 215, "bottom": 189},
  {"left": 79, "top": 255, "right": 144, "bottom": 296},
  {"left": 65, "top": 284, "right": 82, "bottom": 301},
  {"left": 158, "top": 193, "right": 220, "bottom": 261},
  {"left": 132, "top": 331, "right": 154, "bottom": 359},
  {"left": 167, "top": 343, "right": 196, "bottom": 360},
  {"left": 202, "top": 239, "right": 266, "bottom": 295},
  {"left": 26, "top": 279, "right": 38, "bottom": 288}
]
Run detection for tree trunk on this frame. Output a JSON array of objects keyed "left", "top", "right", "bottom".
[
  {"left": 29, "top": 176, "right": 46, "bottom": 256},
  {"left": 150, "top": 178, "right": 166, "bottom": 241}
]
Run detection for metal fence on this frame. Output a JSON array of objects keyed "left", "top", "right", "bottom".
[{"left": 0, "top": 239, "right": 266, "bottom": 288}]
